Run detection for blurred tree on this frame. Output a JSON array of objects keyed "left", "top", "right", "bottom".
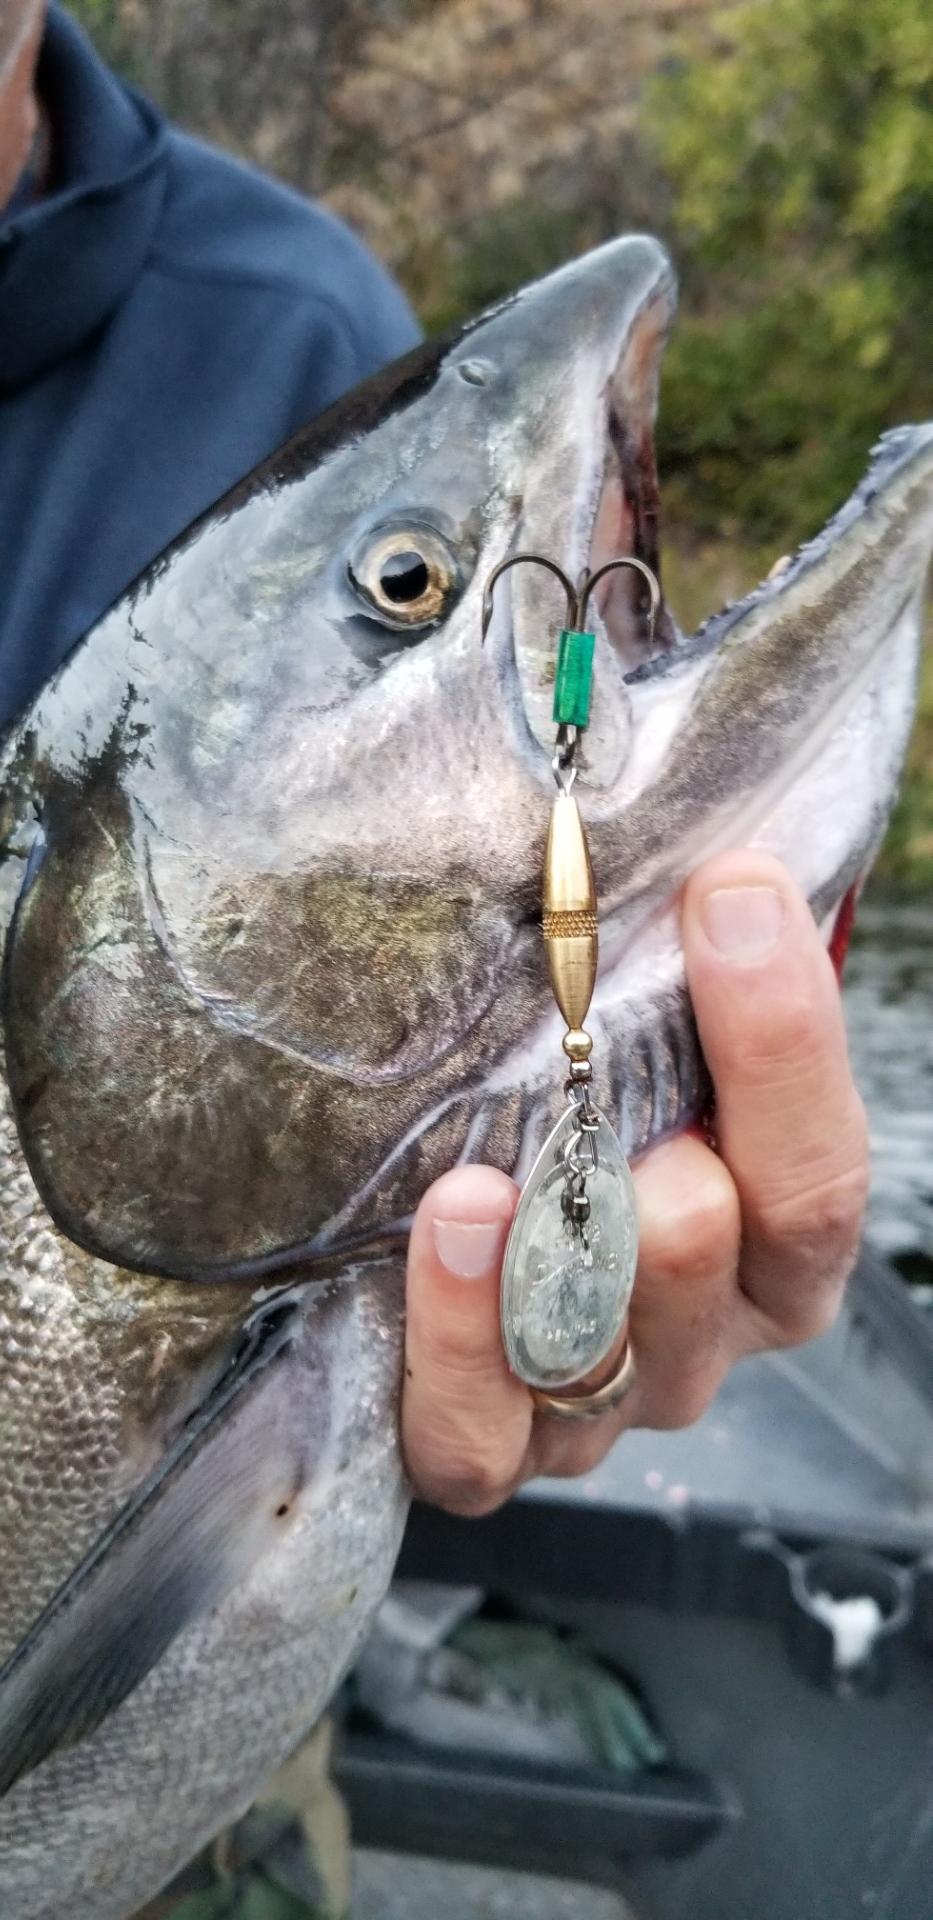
[
  {"left": 67, "top": 0, "right": 418, "bottom": 195},
  {"left": 650, "top": 0, "right": 933, "bottom": 541},
  {"left": 65, "top": 0, "right": 140, "bottom": 75},
  {"left": 64, "top": 0, "right": 704, "bottom": 322},
  {"left": 69, "top": 0, "right": 932, "bottom": 547}
]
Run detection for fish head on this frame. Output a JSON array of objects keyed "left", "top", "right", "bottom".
[{"left": 2, "top": 237, "right": 931, "bottom": 1282}]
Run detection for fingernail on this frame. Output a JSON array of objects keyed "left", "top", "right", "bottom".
[
  {"left": 433, "top": 1217, "right": 505, "bottom": 1279},
  {"left": 701, "top": 885, "right": 785, "bottom": 962}
]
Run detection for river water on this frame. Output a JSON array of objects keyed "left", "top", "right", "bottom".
[{"left": 844, "top": 897, "right": 933, "bottom": 1282}]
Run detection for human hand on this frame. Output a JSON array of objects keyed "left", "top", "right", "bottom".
[{"left": 401, "top": 851, "right": 869, "bottom": 1514}]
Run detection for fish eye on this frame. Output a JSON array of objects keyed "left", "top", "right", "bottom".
[{"left": 348, "top": 525, "right": 458, "bottom": 628}]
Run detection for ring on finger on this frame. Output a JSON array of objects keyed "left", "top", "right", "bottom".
[{"left": 529, "top": 1340, "right": 636, "bottom": 1422}]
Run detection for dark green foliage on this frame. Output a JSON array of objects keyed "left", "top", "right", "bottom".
[{"left": 650, "top": 0, "right": 933, "bottom": 543}]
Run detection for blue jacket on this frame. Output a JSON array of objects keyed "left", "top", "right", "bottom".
[{"left": 0, "top": 6, "right": 420, "bottom": 732}]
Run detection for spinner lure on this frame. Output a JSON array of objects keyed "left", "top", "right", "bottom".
[{"left": 482, "top": 553, "right": 661, "bottom": 1420}]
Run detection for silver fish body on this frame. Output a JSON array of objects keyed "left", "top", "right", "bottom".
[
  {"left": 1, "top": 234, "right": 932, "bottom": 1917},
  {"left": 0, "top": 1196, "right": 407, "bottom": 1916}
]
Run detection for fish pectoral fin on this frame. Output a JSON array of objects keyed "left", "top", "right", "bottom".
[{"left": 0, "top": 1296, "right": 307, "bottom": 1796}]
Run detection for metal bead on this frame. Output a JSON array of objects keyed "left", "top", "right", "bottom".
[
  {"left": 562, "top": 1028, "right": 593, "bottom": 1061},
  {"left": 566, "top": 1060, "right": 593, "bottom": 1086}
]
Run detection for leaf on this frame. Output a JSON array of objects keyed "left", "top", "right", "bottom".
[
  {"left": 238, "top": 1880, "right": 324, "bottom": 1920},
  {"left": 169, "top": 1870, "right": 326, "bottom": 1920},
  {"left": 451, "top": 1620, "right": 667, "bottom": 1772},
  {"left": 168, "top": 1891, "right": 235, "bottom": 1920}
]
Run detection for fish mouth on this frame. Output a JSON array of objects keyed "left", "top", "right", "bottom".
[
  {"left": 569, "top": 246, "right": 932, "bottom": 709},
  {"left": 582, "top": 317, "right": 933, "bottom": 811},
  {"left": 552, "top": 298, "right": 933, "bottom": 1016},
  {"left": 584, "top": 322, "right": 678, "bottom": 668}
]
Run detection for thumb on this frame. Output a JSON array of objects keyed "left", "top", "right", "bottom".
[{"left": 402, "top": 1164, "right": 530, "bottom": 1515}]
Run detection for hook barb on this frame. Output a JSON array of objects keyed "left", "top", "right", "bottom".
[{"left": 578, "top": 556, "right": 661, "bottom": 644}]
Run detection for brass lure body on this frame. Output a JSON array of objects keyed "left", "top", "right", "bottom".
[
  {"left": 543, "top": 790, "right": 598, "bottom": 1038},
  {"left": 485, "top": 554, "right": 660, "bottom": 1395}
]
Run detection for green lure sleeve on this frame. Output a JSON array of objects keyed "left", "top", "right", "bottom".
[{"left": 552, "top": 627, "right": 596, "bottom": 729}]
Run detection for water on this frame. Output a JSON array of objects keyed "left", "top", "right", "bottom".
[{"left": 844, "top": 899, "right": 933, "bottom": 1279}]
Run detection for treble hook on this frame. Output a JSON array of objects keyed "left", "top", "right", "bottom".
[{"left": 481, "top": 550, "right": 661, "bottom": 647}]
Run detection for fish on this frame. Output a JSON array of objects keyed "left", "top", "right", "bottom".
[{"left": 0, "top": 233, "right": 931, "bottom": 1919}]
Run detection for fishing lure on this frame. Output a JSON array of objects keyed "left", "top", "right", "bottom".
[{"left": 482, "top": 554, "right": 661, "bottom": 1419}]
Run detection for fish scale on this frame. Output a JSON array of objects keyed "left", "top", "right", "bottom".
[
  {"left": 0, "top": 1074, "right": 256, "bottom": 1660},
  {"left": 0, "top": 1088, "right": 131, "bottom": 1659}
]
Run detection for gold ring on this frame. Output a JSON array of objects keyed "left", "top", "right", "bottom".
[{"left": 529, "top": 1341, "right": 636, "bottom": 1422}]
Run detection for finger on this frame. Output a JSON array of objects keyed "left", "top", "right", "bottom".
[
  {"left": 531, "top": 1133, "right": 740, "bottom": 1470},
  {"left": 626, "top": 1132, "right": 740, "bottom": 1424},
  {"left": 683, "top": 851, "right": 869, "bottom": 1344},
  {"left": 402, "top": 1164, "right": 531, "bottom": 1516},
  {"left": 526, "top": 1324, "right": 634, "bottom": 1480}
]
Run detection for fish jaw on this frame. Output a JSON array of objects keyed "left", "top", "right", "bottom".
[{"left": 588, "top": 424, "right": 933, "bottom": 989}]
